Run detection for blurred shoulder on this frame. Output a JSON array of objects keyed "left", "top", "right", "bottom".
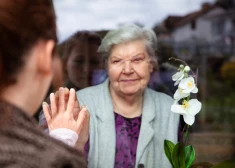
[
  {"left": 77, "top": 82, "right": 105, "bottom": 97},
  {"left": 76, "top": 81, "right": 108, "bottom": 109},
  {"left": 147, "top": 87, "right": 174, "bottom": 104},
  {"left": 146, "top": 88, "right": 179, "bottom": 125}
]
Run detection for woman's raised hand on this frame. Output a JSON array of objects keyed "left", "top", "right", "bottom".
[{"left": 43, "top": 87, "right": 89, "bottom": 136}]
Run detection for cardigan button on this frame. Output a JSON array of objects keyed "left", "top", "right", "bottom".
[{"left": 138, "top": 164, "right": 144, "bottom": 168}]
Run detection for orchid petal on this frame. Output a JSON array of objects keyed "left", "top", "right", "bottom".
[
  {"left": 188, "top": 76, "right": 195, "bottom": 82},
  {"left": 192, "top": 87, "right": 198, "bottom": 93},
  {"left": 173, "top": 89, "right": 180, "bottom": 100},
  {"left": 172, "top": 71, "right": 184, "bottom": 81},
  {"left": 178, "top": 73, "right": 184, "bottom": 81},
  {"left": 174, "top": 80, "right": 180, "bottom": 86},
  {"left": 183, "top": 114, "right": 195, "bottom": 125},
  {"left": 171, "top": 104, "right": 186, "bottom": 115},
  {"left": 179, "top": 77, "right": 194, "bottom": 89},
  {"left": 174, "top": 89, "right": 189, "bottom": 100},
  {"left": 188, "top": 99, "right": 202, "bottom": 116},
  {"left": 182, "top": 86, "right": 195, "bottom": 93},
  {"left": 179, "top": 79, "right": 189, "bottom": 89}
]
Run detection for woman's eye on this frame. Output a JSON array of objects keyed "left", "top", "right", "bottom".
[
  {"left": 133, "top": 58, "right": 143, "bottom": 62},
  {"left": 74, "top": 60, "right": 85, "bottom": 64},
  {"left": 90, "top": 60, "right": 100, "bottom": 64},
  {"left": 113, "top": 60, "right": 120, "bottom": 64}
]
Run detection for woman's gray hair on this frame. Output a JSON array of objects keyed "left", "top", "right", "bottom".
[{"left": 98, "top": 24, "right": 158, "bottom": 67}]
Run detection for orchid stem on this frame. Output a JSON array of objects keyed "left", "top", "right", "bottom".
[
  {"left": 183, "top": 124, "right": 190, "bottom": 146},
  {"left": 169, "top": 57, "right": 198, "bottom": 84},
  {"left": 169, "top": 57, "right": 188, "bottom": 65}
]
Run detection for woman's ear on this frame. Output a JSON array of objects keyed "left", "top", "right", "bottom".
[
  {"left": 149, "top": 61, "right": 154, "bottom": 73},
  {"left": 104, "top": 58, "right": 109, "bottom": 69},
  {"left": 37, "top": 40, "right": 55, "bottom": 75},
  {"left": 150, "top": 56, "right": 158, "bottom": 72}
]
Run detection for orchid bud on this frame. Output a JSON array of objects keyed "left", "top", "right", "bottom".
[
  {"left": 180, "top": 64, "right": 184, "bottom": 69},
  {"left": 184, "top": 66, "right": 190, "bottom": 72}
]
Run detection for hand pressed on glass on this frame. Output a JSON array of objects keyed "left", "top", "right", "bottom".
[{"left": 42, "top": 87, "right": 89, "bottom": 136}]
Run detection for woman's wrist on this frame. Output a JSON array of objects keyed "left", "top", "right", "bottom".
[{"left": 49, "top": 128, "right": 78, "bottom": 147}]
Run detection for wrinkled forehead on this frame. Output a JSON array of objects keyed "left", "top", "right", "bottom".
[
  {"left": 109, "top": 40, "right": 149, "bottom": 58},
  {"left": 109, "top": 53, "right": 148, "bottom": 61}
]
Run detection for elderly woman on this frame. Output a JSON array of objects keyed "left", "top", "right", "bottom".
[
  {"left": 43, "top": 24, "right": 179, "bottom": 168},
  {"left": 76, "top": 24, "right": 180, "bottom": 168},
  {"left": 0, "top": 0, "right": 88, "bottom": 167}
]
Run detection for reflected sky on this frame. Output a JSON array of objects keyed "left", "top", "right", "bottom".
[{"left": 53, "top": 0, "right": 215, "bottom": 42}]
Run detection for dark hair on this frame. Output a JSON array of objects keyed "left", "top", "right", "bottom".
[
  {"left": 0, "top": 0, "right": 57, "bottom": 88},
  {"left": 58, "top": 31, "right": 101, "bottom": 64}
]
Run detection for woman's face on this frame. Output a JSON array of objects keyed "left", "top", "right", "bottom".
[
  {"left": 108, "top": 40, "right": 153, "bottom": 97},
  {"left": 66, "top": 42, "right": 102, "bottom": 89}
]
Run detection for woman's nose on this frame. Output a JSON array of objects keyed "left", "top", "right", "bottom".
[
  {"left": 123, "top": 61, "right": 133, "bottom": 74},
  {"left": 82, "top": 59, "right": 89, "bottom": 72},
  {"left": 83, "top": 64, "right": 89, "bottom": 72}
]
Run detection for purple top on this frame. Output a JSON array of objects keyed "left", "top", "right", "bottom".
[{"left": 85, "top": 112, "right": 142, "bottom": 168}]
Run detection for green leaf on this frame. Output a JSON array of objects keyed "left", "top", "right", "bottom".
[
  {"left": 190, "top": 162, "right": 214, "bottom": 168},
  {"left": 211, "top": 159, "right": 235, "bottom": 168},
  {"left": 164, "top": 140, "right": 175, "bottom": 166},
  {"left": 185, "top": 145, "right": 195, "bottom": 168},
  {"left": 179, "top": 143, "right": 186, "bottom": 168},
  {"left": 172, "top": 142, "right": 186, "bottom": 168}
]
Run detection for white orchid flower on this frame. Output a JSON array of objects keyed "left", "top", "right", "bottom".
[
  {"left": 171, "top": 99, "right": 202, "bottom": 125},
  {"left": 179, "top": 77, "right": 198, "bottom": 94},
  {"left": 173, "top": 88, "right": 190, "bottom": 100},
  {"left": 172, "top": 71, "right": 184, "bottom": 86}
]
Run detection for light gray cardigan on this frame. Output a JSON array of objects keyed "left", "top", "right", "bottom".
[{"left": 77, "top": 79, "right": 179, "bottom": 168}]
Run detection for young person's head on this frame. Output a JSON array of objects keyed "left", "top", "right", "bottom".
[
  {"left": 59, "top": 31, "right": 102, "bottom": 89},
  {"left": 0, "top": 0, "right": 57, "bottom": 113}
]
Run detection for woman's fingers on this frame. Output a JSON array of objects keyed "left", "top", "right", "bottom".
[
  {"left": 74, "top": 108, "right": 90, "bottom": 151},
  {"left": 55, "top": 88, "right": 69, "bottom": 106},
  {"left": 76, "top": 107, "right": 88, "bottom": 135},
  {"left": 81, "top": 108, "right": 90, "bottom": 135},
  {"left": 58, "top": 87, "right": 65, "bottom": 113},
  {"left": 64, "top": 88, "right": 70, "bottom": 104},
  {"left": 72, "top": 102, "right": 80, "bottom": 120},
  {"left": 73, "top": 93, "right": 80, "bottom": 120},
  {"left": 50, "top": 93, "right": 57, "bottom": 117},
  {"left": 42, "top": 102, "right": 51, "bottom": 123},
  {"left": 75, "top": 92, "right": 80, "bottom": 109},
  {"left": 66, "top": 88, "right": 76, "bottom": 114}
]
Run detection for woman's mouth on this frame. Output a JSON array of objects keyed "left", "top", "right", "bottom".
[{"left": 120, "top": 79, "right": 138, "bottom": 83}]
